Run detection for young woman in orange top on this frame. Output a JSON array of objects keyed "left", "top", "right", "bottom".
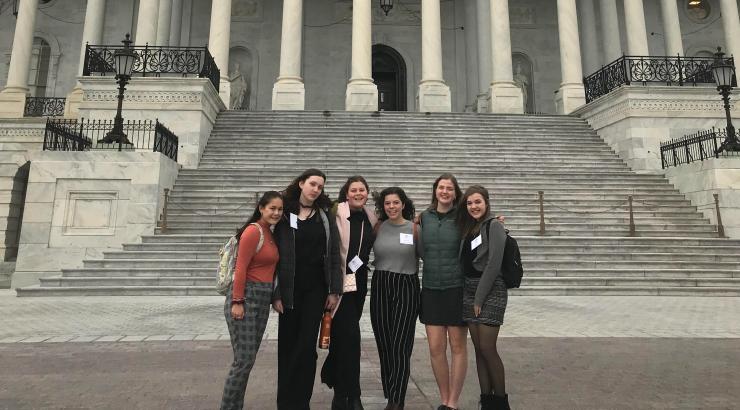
[{"left": 220, "top": 191, "right": 283, "bottom": 410}]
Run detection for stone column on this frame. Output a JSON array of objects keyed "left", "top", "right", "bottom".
[
  {"left": 464, "top": 0, "right": 479, "bottom": 111},
  {"left": 418, "top": 0, "right": 452, "bottom": 112},
  {"left": 156, "top": 0, "right": 173, "bottom": 46},
  {"left": 476, "top": 0, "right": 491, "bottom": 112},
  {"left": 623, "top": 0, "right": 649, "bottom": 55},
  {"left": 556, "top": 0, "right": 586, "bottom": 114},
  {"left": 135, "top": 0, "right": 160, "bottom": 46},
  {"left": 208, "top": 0, "right": 232, "bottom": 106},
  {"left": 488, "top": 0, "right": 522, "bottom": 113},
  {"left": 0, "top": 0, "right": 39, "bottom": 118},
  {"left": 65, "top": 0, "right": 107, "bottom": 118},
  {"left": 660, "top": 0, "right": 683, "bottom": 56},
  {"left": 272, "top": 0, "right": 305, "bottom": 110},
  {"left": 720, "top": 0, "right": 740, "bottom": 60},
  {"left": 169, "top": 0, "right": 184, "bottom": 47},
  {"left": 345, "top": 0, "right": 377, "bottom": 111},
  {"left": 599, "top": 0, "right": 622, "bottom": 62},
  {"left": 579, "top": 0, "right": 600, "bottom": 75}
]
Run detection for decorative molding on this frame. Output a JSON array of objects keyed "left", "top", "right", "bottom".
[{"left": 83, "top": 91, "right": 203, "bottom": 104}]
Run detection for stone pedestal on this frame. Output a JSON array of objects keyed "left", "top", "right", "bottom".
[
  {"left": 76, "top": 77, "right": 225, "bottom": 168},
  {"left": 272, "top": 79, "right": 306, "bottom": 111},
  {"left": 418, "top": 81, "right": 452, "bottom": 112},
  {"left": 476, "top": 94, "right": 490, "bottom": 113},
  {"left": 555, "top": 83, "right": 586, "bottom": 114},
  {"left": 64, "top": 87, "right": 84, "bottom": 118},
  {"left": 488, "top": 82, "right": 523, "bottom": 114},
  {"left": 345, "top": 80, "right": 378, "bottom": 111},
  {"left": 572, "top": 86, "right": 740, "bottom": 173},
  {"left": 0, "top": 89, "right": 28, "bottom": 119},
  {"left": 11, "top": 150, "right": 179, "bottom": 289}
]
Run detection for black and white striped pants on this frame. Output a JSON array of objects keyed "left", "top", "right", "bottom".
[{"left": 370, "top": 270, "right": 420, "bottom": 406}]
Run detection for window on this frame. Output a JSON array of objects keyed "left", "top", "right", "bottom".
[
  {"left": 28, "top": 37, "right": 51, "bottom": 97},
  {"left": 686, "top": 0, "right": 711, "bottom": 23}
]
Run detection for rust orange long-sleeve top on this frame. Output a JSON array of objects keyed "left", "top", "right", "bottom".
[{"left": 232, "top": 221, "right": 279, "bottom": 302}]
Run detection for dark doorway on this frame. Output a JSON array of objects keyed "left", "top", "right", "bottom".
[{"left": 372, "top": 45, "right": 407, "bottom": 111}]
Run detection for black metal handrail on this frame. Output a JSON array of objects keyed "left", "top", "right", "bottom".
[
  {"left": 43, "top": 118, "right": 179, "bottom": 162},
  {"left": 584, "top": 55, "right": 736, "bottom": 103},
  {"left": 82, "top": 44, "right": 220, "bottom": 91},
  {"left": 24, "top": 97, "right": 66, "bottom": 117},
  {"left": 660, "top": 128, "right": 740, "bottom": 168}
]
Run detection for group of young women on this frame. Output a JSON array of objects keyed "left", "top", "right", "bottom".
[{"left": 219, "top": 169, "right": 511, "bottom": 410}]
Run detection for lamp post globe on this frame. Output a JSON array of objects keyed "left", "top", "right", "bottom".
[
  {"left": 101, "top": 34, "right": 137, "bottom": 148},
  {"left": 712, "top": 47, "right": 739, "bottom": 154}
]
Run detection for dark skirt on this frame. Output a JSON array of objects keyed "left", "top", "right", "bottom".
[
  {"left": 419, "top": 287, "right": 466, "bottom": 327},
  {"left": 462, "top": 276, "right": 507, "bottom": 326}
]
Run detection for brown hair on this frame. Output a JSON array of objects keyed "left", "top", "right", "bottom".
[{"left": 456, "top": 185, "right": 491, "bottom": 238}]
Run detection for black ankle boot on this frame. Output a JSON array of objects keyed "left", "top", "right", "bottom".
[
  {"left": 480, "top": 394, "right": 494, "bottom": 410},
  {"left": 331, "top": 393, "right": 349, "bottom": 410},
  {"left": 492, "top": 394, "right": 511, "bottom": 410}
]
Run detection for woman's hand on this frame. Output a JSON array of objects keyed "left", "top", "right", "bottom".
[
  {"left": 272, "top": 299, "right": 284, "bottom": 314},
  {"left": 325, "top": 294, "right": 339, "bottom": 311},
  {"left": 474, "top": 304, "right": 482, "bottom": 317},
  {"left": 231, "top": 303, "right": 245, "bottom": 320},
  {"left": 496, "top": 215, "right": 505, "bottom": 224}
]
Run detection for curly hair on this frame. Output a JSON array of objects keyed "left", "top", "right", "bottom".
[
  {"left": 456, "top": 184, "right": 491, "bottom": 238},
  {"left": 282, "top": 168, "right": 332, "bottom": 213},
  {"left": 374, "top": 187, "right": 415, "bottom": 221}
]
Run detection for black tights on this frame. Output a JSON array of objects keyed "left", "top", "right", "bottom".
[{"left": 468, "top": 323, "right": 506, "bottom": 396}]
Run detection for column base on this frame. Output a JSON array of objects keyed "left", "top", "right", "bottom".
[
  {"left": 64, "top": 85, "right": 83, "bottom": 118},
  {"left": 488, "top": 82, "right": 524, "bottom": 114},
  {"left": 272, "top": 79, "right": 305, "bottom": 111},
  {"left": 0, "top": 87, "right": 28, "bottom": 119},
  {"left": 555, "top": 83, "right": 586, "bottom": 114},
  {"left": 418, "top": 80, "right": 451, "bottom": 112},
  {"left": 345, "top": 79, "right": 378, "bottom": 111},
  {"left": 476, "top": 93, "right": 490, "bottom": 113}
]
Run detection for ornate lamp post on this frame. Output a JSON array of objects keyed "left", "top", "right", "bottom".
[
  {"left": 711, "top": 47, "right": 739, "bottom": 154},
  {"left": 380, "top": 0, "right": 393, "bottom": 16},
  {"left": 100, "top": 34, "right": 137, "bottom": 150}
]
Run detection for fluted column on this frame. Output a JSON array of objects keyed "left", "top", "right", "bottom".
[
  {"left": 156, "top": 0, "right": 173, "bottom": 46},
  {"left": 556, "top": 0, "right": 586, "bottom": 113},
  {"left": 464, "top": 0, "right": 479, "bottom": 111},
  {"left": 272, "top": 0, "right": 305, "bottom": 110},
  {"left": 720, "top": 0, "right": 740, "bottom": 60},
  {"left": 599, "top": 0, "right": 621, "bottom": 62},
  {"left": 0, "top": 0, "right": 39, "bottom": 118},
  {"left": 418, "top": 0, "right": 451, "bottom": 112},
  {"left": 345, "top": 0, "right": 377, "bottom": 111},
  {"left": 65, "top": 0, "right": 107, "bottom": 118},
  {"left": 475, "top": 0, "right": 491, "bottom": 111},
  {"left": 169, "top": 0, "right": 184, "bottom": 47},
  {"left": 488, "top": 0, "right": 522, "bottom": 113},
  {"left": 659, "top": 0, "right": 683, "bottom": 56},
  {"left": 579, "top": 0, "right": 600, "bottom": 74},
  {"left": 623, "top": 0, "right": 649, "bottom": 55},
  {"left": 135, "top": 0, "right": 160, "bottom": 46},
  {"left": 208, "top": 0, "right": 232, "bottom": 105}
]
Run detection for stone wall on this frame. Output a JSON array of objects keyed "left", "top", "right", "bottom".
[{"left": 11, "top": 151, "right": 179, "bottom": 289}]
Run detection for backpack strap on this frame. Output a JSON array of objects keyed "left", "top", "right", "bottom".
[{"left": 250, "top": 223, "right": 265, "bottom": 253}]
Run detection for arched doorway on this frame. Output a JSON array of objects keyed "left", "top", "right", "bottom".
[{"left": 372, "top": 45, "right": 406, "bottom": 111}]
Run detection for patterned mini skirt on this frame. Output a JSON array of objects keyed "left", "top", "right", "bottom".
[{"left": 462, "top": 276, "right": 507, "bottom": 326}]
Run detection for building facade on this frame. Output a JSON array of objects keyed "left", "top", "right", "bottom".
[{"left": 0, "top": 0, "right": 738, "bottom": 115}]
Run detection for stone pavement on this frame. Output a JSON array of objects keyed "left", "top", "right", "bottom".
[{"left": 1, "top": 290, "right": 739, "bottom": 409}]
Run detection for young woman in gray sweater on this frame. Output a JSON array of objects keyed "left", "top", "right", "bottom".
[
  {"left": 370, "top": 187, "right": 419, "bottom": 410},
  {"left": 457, "top": 185, "right": 510, "bottom": 410}
]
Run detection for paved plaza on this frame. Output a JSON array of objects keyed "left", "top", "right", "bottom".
[{"left": 1, "top": 290, "right": 739, "bottom": 409}]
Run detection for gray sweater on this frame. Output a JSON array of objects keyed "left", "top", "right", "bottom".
[
  {"left": 372, "top": 220, "right": 419, "bottom": 275},
  {"left": 460, "top": 217, "right": 507, "bottom": 306}
]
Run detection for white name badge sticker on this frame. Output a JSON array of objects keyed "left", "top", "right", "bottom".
[
  {"left": 348, "top": 255, "right": 364, "bottom": 273},
  {"left": 471, "top": 234, "right": 483, "bottom": 250},
  {"left": 290, "top": 213, "right": 298, "bottom": 229},
  {"left": 400, "top": 233, "right": 414, "bottom": 245}
]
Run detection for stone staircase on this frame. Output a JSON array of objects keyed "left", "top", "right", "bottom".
[{"left": 17, "top": 111, "right": 740, "bottom": 296}]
